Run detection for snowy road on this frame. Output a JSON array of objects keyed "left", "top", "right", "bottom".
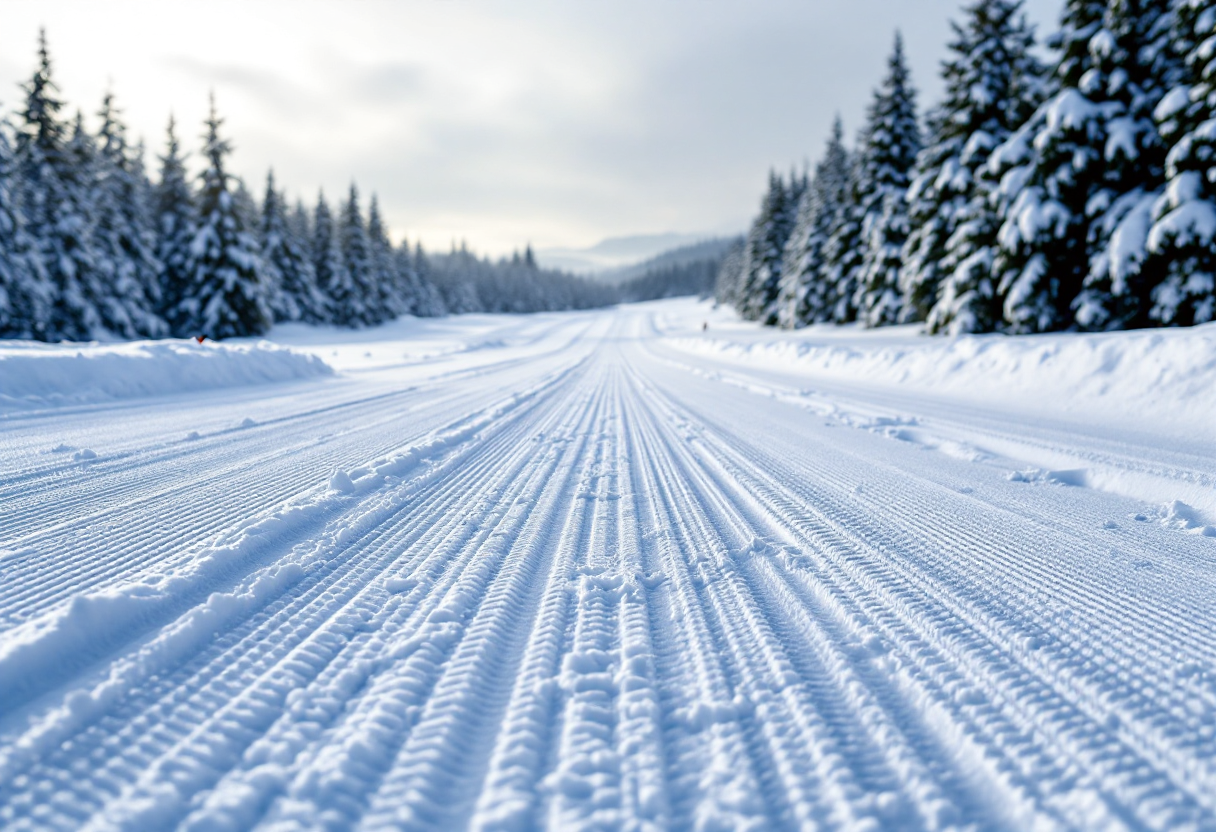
[{"left": 2, "top": 301, "right": 1216, "bottom": 831}]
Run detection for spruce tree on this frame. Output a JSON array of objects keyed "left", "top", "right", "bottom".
[
  {"left": 713, "top": 239, "right": 747, "bottom": 310},
  {"left": 410, "top": 241, "right": 448, "bottom": 316},
  {"left": 313, "top": 191, "right": 352, "bottom": 325},
  {"left": 1140, "top": 0, "right": 1216, "bottom": 325},
  {"left": 367, "top": 194, "right": 401, "bottom": 317},
  {"left": 901, "top": 1, "right": 1043, "bottom": 333},
  {"left": 51, "top": 112, "right": 107, "bottom": 340},
  {"left": 91, "top": 92, "right": 166, "bottom": 338},
  {"left": 261, "top": 172, "right": 327, "bottom": 323},
  {"left": 154, "top": 114, "right": 196, "bottom": 324},
  {"left": 735, "top": 171, "right": 802, "bottom": 323},
  {"left": 338, "top": 184, "right": 379, "bottom": 326},
  {"left": 1073, "top": 0, "right": 1185, "bottom": 328},
  {"left": 777, "top": 117, "right": 851, "bottom": 327},
  {"left": 258, "top": 171, "right": 291, "bottom": 322},
  {"left": 989, "top": 0, "right": 1176, "bottom": 332},
  {"left": 232, "top": 179, "right": 259, "bottom": 233},
  {"left": 14, "top": 32, "right": 104, "bottom": 341},
  {"left": 284, "top": 198, "right": 329, "bottom": 322},
  {"left": 170, "top": 95, "right": 270, "bottom": 338},
  {"left": 0, "top": 114, "right": 50, "bottom": 338},
  {"left": 857, "top": 32, "right": 921, "bottom": 327},
  {"left": 820, "top": 151, "right": 867, "bottom": 323}
]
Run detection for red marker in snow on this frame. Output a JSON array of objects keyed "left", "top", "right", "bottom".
[{"left": 195, "top": 335, "right": 206, "bottom": 344}]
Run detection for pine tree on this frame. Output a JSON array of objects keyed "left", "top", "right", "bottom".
[
  {"left": 777, "top": 117, "right": 851, "bottom": 327},
  {"left": 712, "top": 239, "right": 745, "bottom": 310},
  {"left": 0, "top": 114, "right": 50, "bottom": 338},
  {"left": 367, "top": 194, "right": 401, "bottom": 317},
  {"left": 989, "top": 0, "right": 1176, "bottom": 332},
  {"left": 1073, "top": 0, "right": 1186, "bottom": 328},
  {"left": 1139, "top": 0, "right": 1216, "bottom": 325},
  {"left": 338, "top": 183, "right": 379, "bottom": 326},
  {"left": 284, "top": 198, "right": 329, "bottom": 322},
  {"left": 258, "top": 171, "right": 290, "bottom": 321},
  {"left": 410, "top": 242, "right": 448, "bottom": 316},
  {"left": 14, "top": 32, "right": 105, "bottom": 341},
  {"left": 91, "top": 91, "right": 166, "bottom": 338},
  {"left": 312, "top": 190, "right": 352, "bottom": 325},
  {"left": 820, "top": 151, "right": 868, "bottom": 323},
  {"left": 170, "top": 95, "right": 270, "bottom": 338},
  {"left": 900, "top": 1, "right": 1043, "bottom": 333},
  {"left": 857, "top": 32, "right": 921, "bottom": 327},
  {"left": 154, "top": 114, "right": 196, "bottom": 324},
  {"left": 232, "top": 178, "right": 259, "bottom": 233},
  {"left": 735, "top": 171, "right": 802, "bottom": 323},
  {"left": 261, "top": 172, "right": 326, "bottom": 323},
  {"left": 52, "top": 112, "right": 107, "bottom": 340}
]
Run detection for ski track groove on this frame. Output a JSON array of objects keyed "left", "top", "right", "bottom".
[
  {"left": 0, "top": 378, "right": 556, "bottom": 628},
  {"left": 0, "top": 358, "right": 587, "bottom": 831},
  {"left": 642, "top": 361, "right": 1216, "bottom": 831},
  {"left": 2, "top": 307, "right": 1212, "bottom": 831}
]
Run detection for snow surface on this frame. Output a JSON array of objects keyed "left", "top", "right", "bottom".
[
  {"left": 0, "top": 338, "right": 332, "bottom": 412},
  {"left": 2, "top": 298, "right": 1215, "bottom": 831}
]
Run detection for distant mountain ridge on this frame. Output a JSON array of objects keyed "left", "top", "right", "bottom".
[
  {"left": 536, "top": 232, "right": 729, "bottom": 277},
  {"left": 601, "top": 237, "right": 742, "bottom": 285}
]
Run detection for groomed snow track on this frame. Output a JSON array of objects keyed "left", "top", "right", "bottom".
[{"left": 2, "top": 305, "right": 1215, "bottom": 831}]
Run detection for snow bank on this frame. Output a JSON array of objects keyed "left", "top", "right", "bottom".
[
  {"left": 0, "top": 339, "right": 333, "bottom": 411},
  {"left": 667, "top": 323, "right": 1216, "bottom": 435}
]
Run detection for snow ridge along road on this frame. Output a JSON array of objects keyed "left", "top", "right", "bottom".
[{"left": 1, "top": 300, "right": 1214, "bottom": 831}]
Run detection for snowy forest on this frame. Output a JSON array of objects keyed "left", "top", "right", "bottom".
[
  {"left": 719, "top": 0, "right": 1216, "bottom": 333},
  {"left": 0, "top": 33, "right": 640, "bottom": 342}
]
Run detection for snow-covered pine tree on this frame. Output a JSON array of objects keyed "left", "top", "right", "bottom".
[
  {"left": 261, "top": 173, "right": 327, "bottom": 323},
  {"left": 735, "top": 171, "right": 802, "bottom": 323},
  {"left": 777, "top": 116, "right": 851, "bottom": 328},
  {"left": 713, "top": 238, "right": 747, "bottom": 309},
  {"left": 91, "top": 91, "right": 166, "bottom": 338},
  {"left": 154, "top": 114, "right": 196, "bottom": 324},
  {"left": 338, "top": 184, "right": 380, "bottom": 326},
  {"left": 389, "top": 242, "right": 419, "bottom": 315},
  {"left": 312, "top": 191, "right": 353, "bottom": 326},
  {"left": 0, "top": 113, "right": 50, "bottom": 338},
  {"left": 13, "top": 33, "right": 106, "bottom": 341},
  {"left": 1073, "top": 0, "right": 1186, "bottom": 328},
  {"left": 367, "top": 194, "right": 401, "bottom": 318},
  {"left": 232, "top": 179, "right": 259, "bottom": 233},
  {"left": 170, "top": 95, "right": 270, "bottom": 338},
  {"left": 1138, "top": 0, "right": 1216, "bottom": 325},
  {"left": 51, "top": 111, "right": 109, "bottom": 340},
  {"left": 258, "top": 171, "right": 291, "bottom": 321},
  {"left": 130, "top": 140, "right": 162, "bottom": 308},
  {"left": 430, "top": 241, "right": 483, "bottom": 313},
  {"left": 901, "top": 1, "right": 1043, "bottom": 333},
  {"left": 282, "top": 198, "right": 329, "bottom": 324},
  {"left": 819, "top": 130, "right": 872, "bottom": 324},
  {"left": 857, "top": 32, "right": 921, "bottom": 327},
  {"left": 988, "top": 0, "right": 1177, "bottom": 332},
  {"left": 410, "top": 241, "right": 448, "bottom": 316}
]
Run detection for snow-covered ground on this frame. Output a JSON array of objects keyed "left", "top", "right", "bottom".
[{"left": 1, "top": 298, "right": 1214, "bottom": 831}]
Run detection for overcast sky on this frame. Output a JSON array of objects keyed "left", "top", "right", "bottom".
[{"left": 0, "top": 0, "right": 1063, "bottom": 256}]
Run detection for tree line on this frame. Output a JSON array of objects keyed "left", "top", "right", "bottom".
[
  {"left": 718, "top": 0, "right": 1215, "bottom": 334},
  {"left": 0, "top": 33, "right": 630, "bottom": 342}
]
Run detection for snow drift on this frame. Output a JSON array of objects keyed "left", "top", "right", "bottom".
[
  {"left": 667, "top": 322, "right": 1216, "bottom": 435},
  {"left": 0, "top": 339, "right": 333, "bottom": 411}
]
